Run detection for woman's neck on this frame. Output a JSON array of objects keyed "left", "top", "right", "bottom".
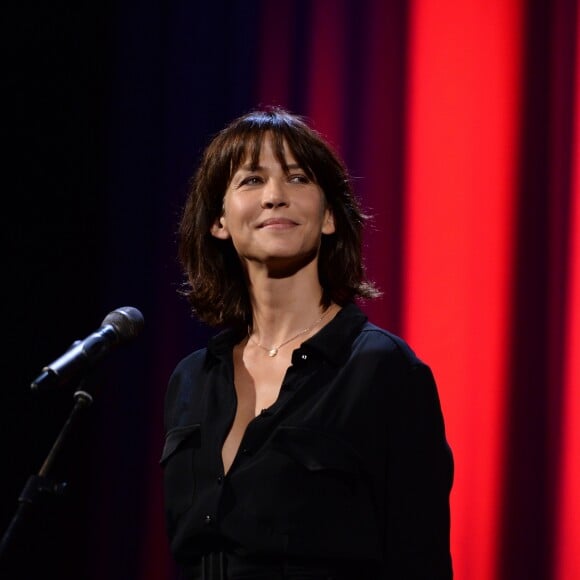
[{"left": 247, "top": 264, "right": 327, "bottom": 348}]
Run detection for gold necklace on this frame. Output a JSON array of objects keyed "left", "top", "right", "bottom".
[{"left": 248, "top": 308, "right": 331, "bottom": 357}]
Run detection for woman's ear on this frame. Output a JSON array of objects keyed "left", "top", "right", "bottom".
[
  {"left": 322, "top": 208, "right": 336, "bottom": 235},
  {"left": 210, "top": 214, "right": 230, "bottom": 239}
]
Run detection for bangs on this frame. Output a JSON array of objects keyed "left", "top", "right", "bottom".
[{"left": 223, "top": 114, "right": 317, "bottom": 183}]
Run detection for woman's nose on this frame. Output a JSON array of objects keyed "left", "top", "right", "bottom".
[{"left": 260, "top": 178, "right": 289, "bottom": 208}]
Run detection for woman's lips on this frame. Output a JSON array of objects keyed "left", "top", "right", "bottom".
[{"left": 258, "top": 218, "right": 298, "bottom": 228}]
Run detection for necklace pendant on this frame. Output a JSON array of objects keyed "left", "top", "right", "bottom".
[{"left": 268, "top": 348, "right": 278, "bottom": 357}]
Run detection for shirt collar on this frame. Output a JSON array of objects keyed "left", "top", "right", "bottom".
[
  {"left": 206, "top": 302, "right": 368, "bottom": 365},
  {"left": 300, "top": 302, "right": 367, "bottom": 366},
  {"left": 207, "top": 326, "right": 240, "bottom": 360}
]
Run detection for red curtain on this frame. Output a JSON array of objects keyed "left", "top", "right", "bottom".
[
  {"left": 556, "top": 4, "right": 580, "bottom": 577},
  {"left": 134, "top": 1, "right": 578, "bottom": 578},
  {"left": 256, "top": 1, "right": 578, "bottom": 579},
  {"left": 405, "top": 2, "right": 522, "bottom": 577},
  {"left": 11, "top": 1, "right": 578, "bottom": 579}
]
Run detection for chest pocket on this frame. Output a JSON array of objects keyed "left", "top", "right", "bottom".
[
  {"left": 270, "top": 426, "right": 361, "bottom": 487},
  {"left": 160, "top": 424, "right": 201, "bottom": 520}
]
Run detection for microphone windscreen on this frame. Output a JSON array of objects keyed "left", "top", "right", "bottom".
[{"left": 101, "top": 306, "right": 144, "bottom": 342}]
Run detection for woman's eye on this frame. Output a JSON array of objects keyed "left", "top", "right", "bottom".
[
  {"left": 289, "top": 174, "right": 309, "bottom": 184},
  {"left": 240, "top": 176, "right": 262, "bottom": 186}
]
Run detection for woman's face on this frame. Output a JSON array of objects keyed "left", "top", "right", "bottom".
[{"left": 210, "top": 134, "right": 335, "bottom": 273}]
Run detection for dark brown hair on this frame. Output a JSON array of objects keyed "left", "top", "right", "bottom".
[{"left": 178, "top": 108, "right": 380, "bottom": 327}]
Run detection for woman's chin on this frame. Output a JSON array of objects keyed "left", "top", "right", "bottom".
[{"left": 251, "top": 250, "right": 319, "bottom": 278}]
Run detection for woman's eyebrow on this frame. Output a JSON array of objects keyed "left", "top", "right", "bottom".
[{"left": 237, "top": 162, "right": 302, "bottom": 171}]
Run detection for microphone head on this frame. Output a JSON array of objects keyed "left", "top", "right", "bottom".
[{"left": 101, "top": 306, "right": 144, "bottom": 342}]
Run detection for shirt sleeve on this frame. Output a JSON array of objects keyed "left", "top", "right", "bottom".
[{"left": 384, "top": 362, "right": 454, "bottom": 579}]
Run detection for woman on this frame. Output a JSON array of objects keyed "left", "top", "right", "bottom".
[{"left": 162, "top": 108, "right": 453, "bottom": 579}]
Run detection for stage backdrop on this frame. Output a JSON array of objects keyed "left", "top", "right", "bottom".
[{"left": 2, "top": 1, "right": 578, "bottom": 579}]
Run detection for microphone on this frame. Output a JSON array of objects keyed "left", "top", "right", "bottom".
[{"left": 30, "top": 306, "right": 145, "bottom": 390}]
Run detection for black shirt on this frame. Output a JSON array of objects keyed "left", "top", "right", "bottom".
[{"left": 162, "top": 303, "right": 453, "bottom": 578}]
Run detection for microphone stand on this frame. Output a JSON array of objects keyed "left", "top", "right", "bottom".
[{"left": 0, "top": 387, "right": 94, "bottom": 562}]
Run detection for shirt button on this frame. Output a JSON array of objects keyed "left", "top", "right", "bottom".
[
  {"left": 301, "top": 354, "right": 308, "bottom": 360},
  {"left": 204, "top": 515, "right": 213, "bottom": 525},
  {"left": 217, "top": 475, "right": 224, "bottom": 484}
]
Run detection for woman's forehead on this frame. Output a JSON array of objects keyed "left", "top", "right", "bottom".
[
  {"left": 241, "top": 134, "right": 294, "bottom": 165},
  {"left": 230, "top": 131, "right": 312, "bottom": 177}
]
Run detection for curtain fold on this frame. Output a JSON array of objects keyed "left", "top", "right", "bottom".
[{"left": 404, "top": 2, "right": 522, "bottom": 577}]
